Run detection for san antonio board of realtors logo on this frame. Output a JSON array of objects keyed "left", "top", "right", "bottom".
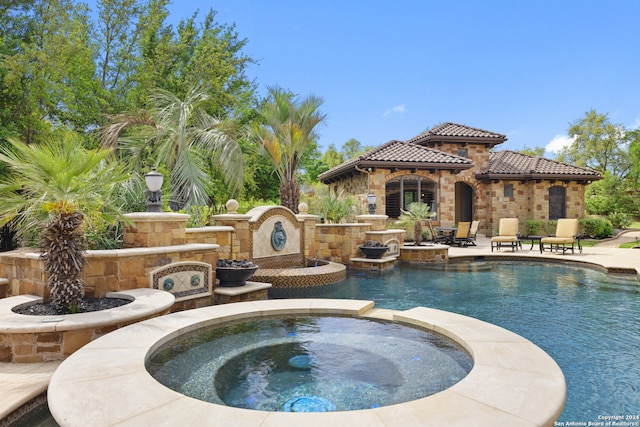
[{"left": 271, "top": 221, "right": 287, "bottom": 251}]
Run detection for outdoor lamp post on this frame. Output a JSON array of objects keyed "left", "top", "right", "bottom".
[
  {"left": 367, "top": 193, "right": 377, "bottom": 215},
  {"left": 144, "top": 169, "right": 164, "bottom": 212}
]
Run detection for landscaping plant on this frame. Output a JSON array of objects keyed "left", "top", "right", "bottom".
[
  {"left": 396, "top": 202, "right": 435, "bottom": 246},
  {"left": 0, "top": 137, "right": 130, "bottom": 311}
]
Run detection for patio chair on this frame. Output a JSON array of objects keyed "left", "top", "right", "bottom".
[
  {"left": 452, "top": 222, "right": 471, "bottom": 246},
  {"left": 490, "top": 218, "right": 521, "bottom": 252},
  {"left": 540, "top": 218, "right": 582, "bottom": 254},
  {"left": 465, "top": 220, "right": 480, "bottom": 246}
]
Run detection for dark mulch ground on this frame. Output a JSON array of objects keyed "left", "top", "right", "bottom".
[{"left": 13, "top": 297, "right": 131, "bottom": 316}]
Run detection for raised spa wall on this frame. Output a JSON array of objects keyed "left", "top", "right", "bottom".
[{"left": 0, "top": 202, "right": 416, "bottom": 310}]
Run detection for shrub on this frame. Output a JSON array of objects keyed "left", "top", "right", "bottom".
[
  {"left": 184, "top": 205, "right": 214, "bottom": 228},
  {"left": 579, "top": 217, "right": 614, "bottom": 238},
  {"left": 606, "top": 211, "right": 632, "bottom": 229},
  {"left": 311, "top": 191, "right": 357, "bottom": 223},
  {"left": 524, "top": 219, "right": 549, "bottom": 236}
]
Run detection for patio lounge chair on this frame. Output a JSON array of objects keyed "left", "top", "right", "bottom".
[
  {"left": 490, "top": 218, "right": 521, "bottom": 252},
  {"left": 540, "top": 218, "right": 582, "bottom": 254},
  {"left": 465, "top": 220, "right": 480, "bottom": 246},
  {"left": 452, "top": 222, "right": 471, "bottom": 246}
]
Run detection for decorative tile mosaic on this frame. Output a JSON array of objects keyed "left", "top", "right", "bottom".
[
  {"left": 149, "top": 262, "right": 212, "bottom": 301},
  {"left": 251, "top": 259, "right": 346, "bottom": 289},
  {"left": 0, "top": 392, "right": 47, "bottom": 427},
  {"left": 384, "top": 238, "right": 400, "bottom": 256}
]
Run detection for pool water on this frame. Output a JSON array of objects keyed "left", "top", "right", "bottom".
[
  {"left": 300, "top": 262, "right": 640, "bottom": 423},
  {"left": 147, "top": 316, "right": 473, "bottom": 411}
]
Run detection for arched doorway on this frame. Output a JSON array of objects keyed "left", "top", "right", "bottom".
[
  {"left": 549, "top": 186, "right": 566, "bottom": 220},
  {"left": 455, "top": 182, "right": 473, "bottom": 223}
]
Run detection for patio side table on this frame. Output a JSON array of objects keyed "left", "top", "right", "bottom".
[{"left": 524, "top": 235, "right": 544, "bottom": 251}]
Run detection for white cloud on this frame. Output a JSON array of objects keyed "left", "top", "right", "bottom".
[
  {"left": 383, "top": 104, "right": 405, "bottom": 117},
  {"left": 631, "top": 116, "right": 640, "bottom": 129},
  {"left": 545, "top": 134, "right": 576, "bottom": 154}
]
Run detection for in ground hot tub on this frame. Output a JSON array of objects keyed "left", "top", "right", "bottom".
[
  {"left": 147, "top": 315, "right": 473, "bottom": 412},
  {"left": 48, "top": 299, "right": 566, "bottom": 426}
]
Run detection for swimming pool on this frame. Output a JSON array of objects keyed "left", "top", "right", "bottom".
[{"left": 298, "top": 262, "right": 640, "bottom": 423}]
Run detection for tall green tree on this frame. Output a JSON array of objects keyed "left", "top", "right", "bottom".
[
  {"left": 133, "top": 6, "right": 256, "bottom": 115},
  {"left": 2, "top": 0, "right": 102, "bottom": 143},
  {"left": 625, "top": 129, "right": 640, "bottom": 187},
  {"left": 92, "top": 0, "right": 145, "bottom": 113},
  {"left": 517, "top": 146, "right": 545, "bottom": 157},
  {"left": 0, "top": 136, "right": 131, "bottom": 311},
  {"left": 559, "top": 109, "right": 631, "bottom": 179},
  {"left": 342, "top": 138, "right": 375, "bottom": 159},
  {"left": 99, "top": 84, "right": 244, "bottom": 210},
  {"left": 322, "top": 144, "right": 345, "bottom": 169},
  {"left": 249, "top": 87, "right": 327, "bottom": 212}
]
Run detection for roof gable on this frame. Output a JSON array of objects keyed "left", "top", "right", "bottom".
[
  {"left": 407, "top": 122, "right": 507, "bottom": 146},
  {"left": 478, "top": 150, "right": 601, "bottom": 181},
  {"left": 318, "top": 140, "right": 472, "bottom": 183}
]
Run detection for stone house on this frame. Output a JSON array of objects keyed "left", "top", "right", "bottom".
[{"left": 318, "top": 122, "right": 601, "bottom": 236}]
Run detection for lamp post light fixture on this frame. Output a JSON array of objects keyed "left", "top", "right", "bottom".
[
  {"left": 367, "top": 193, "right": 377, "bottom": 215},
  {"left": 144, "top": 169, "right": 164, "bottom": 212}
]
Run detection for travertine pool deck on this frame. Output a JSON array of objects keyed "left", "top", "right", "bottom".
[
  {"left": 47, "top": 299, "right": 565, "bottom": 427},
  {"left": 1, "top": 235, "right": 639, "bottom": 425}
]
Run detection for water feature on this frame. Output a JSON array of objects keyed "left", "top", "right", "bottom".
[
  {"left": 299, "top": 262, "right": 640, "bottom": 423},
  {"left": 147, "top": 316, "right": 473, "bottom": 411}
]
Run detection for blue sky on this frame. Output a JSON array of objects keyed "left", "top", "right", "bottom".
[{"left": 150, "top": 1, "right": 640, "bottom": 156}]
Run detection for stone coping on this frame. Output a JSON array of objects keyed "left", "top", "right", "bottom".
[
  {"left": 48, "top": 299, "right": 565, "bottom": 427},
  {"left": 0, "top": 361, "right": 61, "bottom": 422},
  {"left": 355, "top": 214, "right": 389, "bottom": 220},
  {"left": 0, "top": 288, "right": 175, "bottom": 334},
  {"left": 21, "top": 244, "right": 219, "bottom": 260},
  {"left": 213, "top": 281, "right": 272, "bottom": 296},
  {"left": 123, "top": 212, "right": 190, "bottom": 221},
  {"left": 350, "top": 256, "right": 398, "bottom": 264},
  {"left": 316, "top": 223, "right": 368, "bottom": 228},
  {"left": 185, "top": 226, "right": 235, "bottom": 233},
  {"left": 365, "top": 229, "right": 405, "bottom": 235},
  {"left": 400, "top": 244, "right": 450, "bottom": 250}
]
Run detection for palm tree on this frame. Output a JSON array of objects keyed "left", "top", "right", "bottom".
[
  {"left": 0, "top": 136, "right": 130, "bottom": 311},
  {"left": 99, "top": 84, "right": 244, "bottom": 210},
  {"left": 249, "top": 86, "right": 326, "bottom": 212},
  {"left": 395, "top": 202, "right": 435, "bottom": 246}
]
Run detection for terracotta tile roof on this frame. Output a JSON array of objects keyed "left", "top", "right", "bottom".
[
  {"left": 318, "top": 140, "right": 472, "bottom": 183},
  {"left": 407, "top": 122, "right": 507, "bottom": 145},
  {"left": 477, "top": 150, "right": 601, "bottom": 181}
]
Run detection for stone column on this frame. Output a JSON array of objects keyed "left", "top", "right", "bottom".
[
  {"left": 296, "top": 202, "right": 319, "bottom": 261},
  {"left": 212, "top": 200, "right": 252, "bottom": 260},
  {"left": 356, "top": 214, "right": 388, "bottom": 231},
  {"left": 122, "top": 213, "right": 190, "bottom": 248}
]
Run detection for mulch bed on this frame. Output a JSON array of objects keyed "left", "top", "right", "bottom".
[{"left": 13, "top": 297, "right": 131, "bottom": 316}]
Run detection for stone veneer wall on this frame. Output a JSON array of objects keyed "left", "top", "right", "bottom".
[
  {"left": 0, "top": 307, "right": 173, "bottom": 363},
  {"left": 122, "top": 213, "right": 190, "bottom": 248},
  {"left": 0, "top": 289, "right": 174, "bottom": 363},
  {"left": 485, "top": 180, "right": 587, "bottom": 236},
  {"left": 211, "top": 214, "right": 252, "bottom": 260},
  {"left": 315, "top": 224, "right": 370, "bottom": 264},
  {"left": 398, "top": 246, "right": 449, "bottom": 264},
  {"left": 324, "top": 153, "right": 589, "bottom": 238},
  {"left": 0, "top": 245, "right": 218, "bottom": 300},
  {"left": 185, "top": 226, "right": 234, "bottom": 259}
]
